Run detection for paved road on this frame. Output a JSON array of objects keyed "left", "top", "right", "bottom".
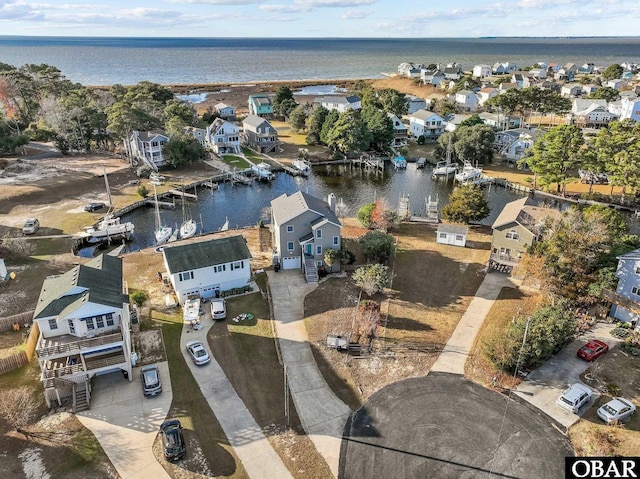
[
  {"left": 77, "top": 362, "right": 172, "bottom": 479},
  {"left": 514, "top": 322, "right": 624, "bottom": 429},
  {"left": 268, "top": 270, "right": 351, "bottom": 478},
  {"left": 181, "top": 311, "right": 292, "bottom": 479},
  {"left": 340, "top": 372, "right": 573, "bottom": 479}
]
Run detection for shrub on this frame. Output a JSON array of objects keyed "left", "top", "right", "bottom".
[
  {"left": 137, "top": 185, "right": 149, "bottom": 198},
  {"left": 130, "top": 290, "right": 148, "bottom": 308}
]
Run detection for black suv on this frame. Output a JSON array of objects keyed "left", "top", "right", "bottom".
[
  {"left": 84, "top": 202, "right": 106, "bottom": 212},
  {"left": 160, "top": 420, "right": 186, "bottom": 461}
]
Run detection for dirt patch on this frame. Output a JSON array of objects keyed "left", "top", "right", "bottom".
[{"left": 133, "top": 329, "right": 166, "bottom": 365}]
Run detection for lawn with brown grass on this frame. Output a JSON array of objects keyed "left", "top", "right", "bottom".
[{"left": 465, "top": 286, "right": 544, "bottom": 389}]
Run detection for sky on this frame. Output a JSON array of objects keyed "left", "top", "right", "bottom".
[{"left": 0, "top": 0, "right": 639, "bottom": 38}]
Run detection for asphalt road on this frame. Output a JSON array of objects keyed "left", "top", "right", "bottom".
[{"left": 340, "top": 372, "right": 573, "bottom": 479}]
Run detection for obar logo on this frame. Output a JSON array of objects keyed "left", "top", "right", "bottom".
[{"left": 566, "top": 458, "right": 639, "bottom": 479}]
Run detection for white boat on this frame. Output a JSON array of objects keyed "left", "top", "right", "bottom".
[
  {"left": 391, "top": 156, "right": 407, "bottom": 169},
  {"left": 179, "top": 185, "right": 197, "bottom": 239},
  {"left": 292, "top": 159, "right": 311, "bottom": 175},
  {"left": 219, "top": 217, "right": 229, "bottom": 232},
  {"left": 455, "top": 161, "right": 483, "bottom": 183},
  {"left": 432, "top": 137, "right": 457, "bottom": 178},
  {"left": 153, "top": 185, "right": 172, "bottom": 245},
  {"left": 85, "top": 167, "right": 134, "bottom": 240},
  {"left": 251, "top": 162, "right": 275, "bottom": 181}
]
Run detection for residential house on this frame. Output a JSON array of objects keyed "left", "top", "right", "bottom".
[
  {"left": 398, "top": 62, "right": 423, "bottom": 79},
  {"left": 577, "top": 63, "right": 596, "bottom": 74},
  {"left": 477, "top": 87, "right": 499, "bottom": 106},
  {"left": 408, "top": 109, "right": 445, "bottom": 141},
  {"left": 387, "top": 113, "right": 408, "bottom": 147},
  {"left": 436, "top": 224, "right": 468, "bottom": 247},
  {"left": 406, "top": 95, "right": 427, "bottom": 114},
  {"left": 314, "top": 95, "right": 362, "bottom": 113},
  {"left": 498, "top": 82, "right": 519, "bottom": 93},
  {"left": 443, "top": 64, "right": 463, "bottom": 81},
  {"left": 607, "top": 79, "right": 625, "bottom": 91},
  {"left": 540, "top": 81, "right": 562, "bottom": 94},
  {"left": 494, "top": 128, "right": 537, "bottom": 163},
  {"left": 454, "top": 90, "right": 479, "bottom": 112},
  {"left": 511, "top": 73, "right": 526, "bottom": 88},
  {"left": 184, "top": 126, "right": 207, "bottom": 147},
  {"left": 555, "top": 63, "right": 577, "bottom": 81},
  {"left": 472, "top": 64, "right": 492, "bottom": 78},
  {"left": 573, "top": 104, "right": 615, "bottom": 128},
  {"left": 571, "top": 99, "right": 608, "bottom": 114},
  {"left": 124, "top": 130, "right": 170, "bottom": 171},
  {"left": 270, "top": 191, "right": 341, "bottom": 282},
  {"left": 581, "top": 84, "right": 600, "bottom": 96},
  {"left": 622, "top": 71, "right": 634, "bottom": 81},
  {"left": 205, "top": 118, "right": 241, "bottom": 155},
  {"left": 162, "top": 235, "right": 252, "bottom": 304},
  {"left": 242, "top": 114, "right": 279, "bottom": 153},
  {"left": 619, "top": 96, "right": 640, "bottom": 122},
  {"left": 444, "top": 113, "right": 471, "bottom": 132},
  {"left": 214, "top": 102, "right": 236, "bottom": 120},
  {"left": 620, "top": 91, "right": 638, "bottom": 100},
  {"left": 248, "top": 94, "right": 274, "bottom": 117},
  {"left": 561, "top": 83, "right": 582, "bottom": 98},
  {"left": 492, "top": 62, "right": 518, "bottom": 75},
  {"left": 421, "top": 69, "right": 446, "bottom": 86},
  {"left": 528, "top": 68, "right": 547, "bottom": 80},
  {"left": 490, "top": 197, "right": 560, "bottom": 270},
  {"left": 606, "top": 249, "right": 640, "bottom": 330},
  {"left": 33, "top": 254, "right": 132, "bottom": 410},
  {"left": 479, "top": 112, "right": 519, "bottom": 130}
]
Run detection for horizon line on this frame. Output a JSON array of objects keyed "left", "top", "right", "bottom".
[{"left": 2, "top": 35, "right": 640, "bottom": 40}]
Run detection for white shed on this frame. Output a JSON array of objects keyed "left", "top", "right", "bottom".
[{"left": 436, "top": 224, "right": 468, "bottom": 247}]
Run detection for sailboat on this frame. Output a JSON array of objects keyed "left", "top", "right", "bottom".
[
  {"left": 219, "top": 217, "right": 229, "bottom": 232},
  {"left": 85, "top": 166, "right": 134, "bottom": 241},
  {"left": 432, "top": 137, "right": 458, "bottom": 178},
  {"left": 179, "top": 185, "right": 197, "bottom": 239},
  {"left": 153, "top": 184, "right": 172, "bottom": 245}
]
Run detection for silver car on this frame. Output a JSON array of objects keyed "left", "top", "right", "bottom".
[
  {"left": 556, "top": 383, "right": 592, "bottom": 414},
  {"left": 140, "top": 365, "right": 162, "bottom": 396},
  {"left": 186, "top": 340, "right": 211, "bottom": 365},
  {"left": 210, "top": 299, "right": 226, "bottom": 320},
  {"left": 22, "top": 218, "right": 40, "bottom": 235},
  {"left": 597, "top": 398, "right": 636, "bottom": 424}
]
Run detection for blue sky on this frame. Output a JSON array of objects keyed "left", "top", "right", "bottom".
[{"left": 1, "top": 0, "right": 638, "bottom": 37}]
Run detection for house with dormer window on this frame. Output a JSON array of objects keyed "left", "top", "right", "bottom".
[
  {"left": 124, "top": 130, "right": 170, "bottom": 171},
  {"left": 33, "top": 254, "right": 132, "bottom": 411},
  {"left": 270, "top": 191, "right": 341, "bottom": 282},
  {"left": 205, "top": 118, "right": 241, "bottom": 154},
  {"left": 387, "top": 113, "right": 408, "bottom": 146},
  {"left": 162, "top": 235, "right": 252, "bottom": 304},
  {"left": 408, "top": 109, "right": 445, "bottom": 140}
]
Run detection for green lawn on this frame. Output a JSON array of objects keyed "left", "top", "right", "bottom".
[{"left": 221, "top": 155, "right": 251, "bottom": 169}]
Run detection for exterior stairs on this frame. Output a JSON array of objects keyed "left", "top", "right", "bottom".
[
  {"left": 74, "top": 385, "right": 89, "bottom": 412},
  {"left": 304, "top": 255, "right": 318, "bottom": 283}
]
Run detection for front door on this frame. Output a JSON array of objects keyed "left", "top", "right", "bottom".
[{"left": 305, "top": 244, "right": 313, "bottom": 255}]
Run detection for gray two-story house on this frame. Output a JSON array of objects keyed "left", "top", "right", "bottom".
[
  {"left": 242, "top": 115, "right": 279, "bottom": 153},
  {"left": 270, "top": 191, "right": 341, "bottom": 282},
  {"left": 605, "top": 249, "right": 640, "bottom": 330}
]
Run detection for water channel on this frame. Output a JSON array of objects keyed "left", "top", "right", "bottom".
[{"left": 119, "top": 162, "right": 533, "bottom": 251}]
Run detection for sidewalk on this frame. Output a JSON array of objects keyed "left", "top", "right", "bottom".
[
  {"left": 431, "top": 272, "right": 516, "bottom": 375},
  {"left": 267, "top": 270, "right": 351, "bottom": 479},
  {"left": 181, "top": 318, "right": 292, "bottom": 479},
  {"left": 77, "top": 362, "right": 172, "bottom": 479}
]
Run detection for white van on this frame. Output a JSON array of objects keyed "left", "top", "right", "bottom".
[
  {"left": 210, "top": 299, "right": 227, "bottom": 320},
  {"left": 556, "top": 383, "right": 592, "bottom": 414}
]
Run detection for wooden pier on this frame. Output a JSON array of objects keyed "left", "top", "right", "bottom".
[{"left": 168, "top": 189, "right": 197, "bottom": 200}]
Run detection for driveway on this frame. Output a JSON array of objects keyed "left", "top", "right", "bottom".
[
  {"left": 514, "top": 322, "right": 623, "bottom": 429},
  {"left": 77, "top": 362, "right": 172, "bottom": 479},
  {"left": 340, "top": 372, "right": 573, "bottom": 479}
]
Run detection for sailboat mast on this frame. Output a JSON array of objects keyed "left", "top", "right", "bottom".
[{"left": 103, "top": 165, "right": 113, "bottom": 208}]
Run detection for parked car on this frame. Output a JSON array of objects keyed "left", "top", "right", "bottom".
[
  {"left": 140, "top": 364, "right": 162, "bottom": 397},
  {"left": 557, "top": 383, "right": 593, "bottom": 414},
  {"left": 160, "top": 419, "right": 186, "bottom": 461},
  {"left": 186, "top": 340, "right": 211, "bottom": 365},
  {"left": 84, "top": 202, "right": 106, "bottom": 212},
  {"left": 22, "top": 218, "right": 40, "bottom": 235},
  {"left": 597, "top": 398, "right": 637, "bottom": 424},
  {"left": 210, "top": 298, "right": 226, "bottom": 320},
  {"left": 577, "top": 339, "right": 609, "bottom": 361}
]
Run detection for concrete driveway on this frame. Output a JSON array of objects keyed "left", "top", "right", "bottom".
[
  {"left": 514, "top": 322, "right": 623, "bottom": 429},
  {"left": 77, "top": 362, "right": 172, "bottom": 479}
]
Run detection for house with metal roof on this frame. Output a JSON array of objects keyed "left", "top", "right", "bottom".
[
  {"left": 313, "top": 95, "right": 362, "bottom": 113},
  {"left": 123, "top": 130, "right": 170, "bottom": 171},
  {"left": 214, "top": 102, "right": 236, "bottom": 120},
  {"left": 162, "top": 235, "right": 252, "bottom": 304},
  {"left": 242, "top": 114, "right": 279, "bottom": 153},
  {"left": 270, "top": 191, "right": 341, "bottom": 282},
  {"left": 33, "top": 254, "right": 132, "bottom": 411},
  {"left": 248, "top": 94, "right": 274, "bottom": 117},
  {"left": 490, "top": 197, "right": 560, "bottom": 271}
]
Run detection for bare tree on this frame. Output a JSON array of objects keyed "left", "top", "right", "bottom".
[{"left": 0, "top": 386, "right": 41, "bottom": 438}]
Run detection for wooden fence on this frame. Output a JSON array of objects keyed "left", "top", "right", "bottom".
[
  {"left": 0, "top": 310, "right": 34, "bottom": 333},
  {"left": 25, "top": 322, "right": 40, "bottom": 361},
  {"left": 0, "top": 351, "right": 28, "bottom": 375}
]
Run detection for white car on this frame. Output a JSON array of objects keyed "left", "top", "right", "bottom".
[
  {"left": 557, "top": 383, "right": 593, "bottom": 414},
  {"left": 186, "top": 340, "right": 211, "bottom": 366},
  {"left": 22, "top": 218, "right": 40, "bottom": 235},
  {"left": 597, "top": 398, "right": 636, "bottom": 424},
  {"left": 210, "top": 299, "right": 226, "bottom": 320}
]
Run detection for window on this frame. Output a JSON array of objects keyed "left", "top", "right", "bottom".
[
  {"left": 178, "top": 271, "right": 194, "bottom": 282},
  {"left": 48, "top": 318, "right": 58, "bottom": 330},
  {"left": 86, "top": 318, "right": 95, "bottom": 330},
  {"left": 439, "top": 233, "right": 447, "bottom": 239},
  {"left": 287, "top": 241, "right": 294, "bottom": 251},
  {"left": 106, "top": 313, "right": 114, "bottom": 327},
  {"left": 214, "top": 264, "right": 226, "bottom": 273},
  {"left": 635, "top": 266, "right": 640, "bottom": 275},
  {"left": 632, "top": 287, "right": 640, "bottom": 297},
  {"left": 287, "top": 225, "right": 294, "bottom": 233},
  {"left": 96, "top": 316, "right": 105, "bottom": 328},
  {"left": 316, "top": 229, "right": 322, "bottom": 239},
  {"left": 333, "top": 236, "right": 339, "bottom": 246},
  {"left": 505, "top": 230, "right": 520, "bottom": 240},
  {"left": 316, "top": 245, "right": 322, "bottom": 255},
  {"left": 233, "top": 261, "right": 243, "bottom": 269},
  {"left": 456, "top": 235, "right": 464, "bottom": 241},
  {"left": 316, "top": 261, "right": 322, "bottom": 267}
]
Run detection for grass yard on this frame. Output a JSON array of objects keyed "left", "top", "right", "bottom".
[
  {"left": 465, "top": 286, "right": 544, "bottom": 389},
  {"left": 221, "top": 155, "right": 251, "bottom": 170},
  {"left": 305, "top": 222, "right": 492, "bottom": 401}
]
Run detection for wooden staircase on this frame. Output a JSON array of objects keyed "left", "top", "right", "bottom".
[{"left": 304, "top": 255, "right": 318, "bottom": 283}]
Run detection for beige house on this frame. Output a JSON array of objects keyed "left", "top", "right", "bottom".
[{"left": 490, "top": 197, "right": 560, "bottom": 271}]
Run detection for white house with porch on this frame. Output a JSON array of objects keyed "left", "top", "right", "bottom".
[
  {"left": 205, "top": 118, "right": 241, "bottom": 155},
  {"left": 408, "top": 110, "right": 445, "bottom": 141},
  {"left": 124, "top": 130, "right": 170, "bottom": 171},
  {"left": 33, "top": 254, "right": 132, "bottom": 411},
  {"left": 162, "top": 236, "right": 252, "bottom": 304}
]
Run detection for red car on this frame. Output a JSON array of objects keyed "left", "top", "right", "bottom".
[{"left": 577, "top": 340, "right": 609, "bottom": 361}]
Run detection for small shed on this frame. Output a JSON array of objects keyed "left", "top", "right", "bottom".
[
  {"left": 0, "top": 259, "right": 7, "bottom": 280},
  {"left": 436, "top": 224, "right": 468, "bottom": 247}
]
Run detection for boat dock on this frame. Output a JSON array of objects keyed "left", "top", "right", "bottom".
[
  {"left": 168, "top": 189, "right": 198, "bottom": 200},
  {"left": 145, "top": 198, "right": 176, "bottom": 210}
]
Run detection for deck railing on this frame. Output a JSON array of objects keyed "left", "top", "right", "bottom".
[{"left": 36, "top": 331, "right": 123, "bottom": 358}]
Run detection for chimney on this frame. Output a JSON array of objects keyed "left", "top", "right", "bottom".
[{"left": 327, "top": 193, "right": 336, "bottom": 212}]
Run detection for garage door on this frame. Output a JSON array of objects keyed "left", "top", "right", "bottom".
[{"left": 281, "top": 256, "right": 301, "bottom": 270}]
